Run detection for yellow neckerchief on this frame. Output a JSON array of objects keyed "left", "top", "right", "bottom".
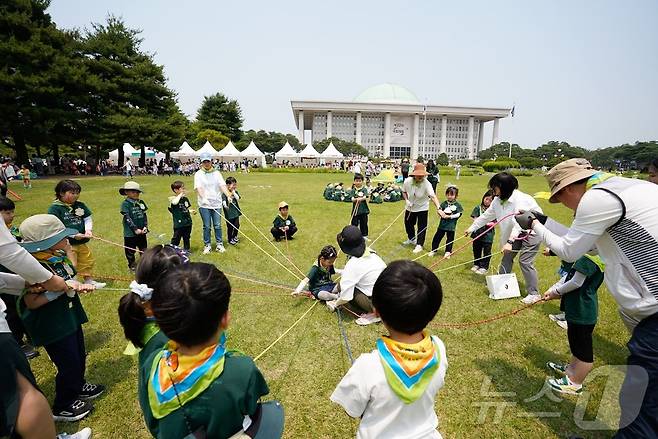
[
  {"left": 278, "top": 213, "right": 289, "bottom": 220},
  {"left": 32, "top": 249, "right": 69, "bottom": 265},
  {"left": 585, "top": 172, "right": 614, "bottom": 190},
  {"left": 52, "top": 199, "right": 74, "bottom": 210},
  {"left": 584, "top": 254, "right": 605, "bottom": 272},
  {"left": 201, "top": 166, "right": 216, "bottom": 174}
]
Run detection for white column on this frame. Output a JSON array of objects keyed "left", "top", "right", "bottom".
[
  {"left": 326, "top": 111, "right": 332, "bottom": 139},
  {"left": 440, "top": 115, "right": 447, "bottom": 154},
  {"left": 467, "top": 116, "right": 475, "bottom": 159},
  {"left": 297, "top": 110, "right": 304, "bottom": 144},
  {"left": 477, "top": 121, "right": 484, "bottom": 153},
  {"left": 383, "top": 113, "right": 391, "bottom": 158},
  {"left": 411, "top": 113, "right": 419, "bottom": 161},
  {"left": 492, "top": 118, "right": 500, "bottom": 146},
  {"left": 355, "top": 112, "right": 362, "bottom": 145}
]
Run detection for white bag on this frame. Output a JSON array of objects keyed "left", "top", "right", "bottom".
[{"left": 486, "top": 273, "right": 521, "bottom": 300}]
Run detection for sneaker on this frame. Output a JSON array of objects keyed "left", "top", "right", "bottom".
[
  {"left": 21, "top": 343, "right": 39, "bottom": 360},
  {"left": 443, "top": 252, "right": 451, "bottom": 259},
  {"left": 56, "top": 427, "right": 92, "bottom": 439},
  {"left": 128, "top": 264, "right": 136, "bottom": 273},
  {"left": 428, "top": 251, "right": 436, "bottom": 257},
  {"left": 556, "top": 320, "right": 568, "bottom": 330},
  {"left": 547, "top": 361, "right": 568, "bottom": 375},
  {"left": 229, "top": 239, "right": 237, "bottom": 246},
  {"left": 548, "top": 376, "right": 582, "bottom": 395},
  {"left": 88, "top": 280, "right": 106, "bottom": 289},
  {"left": 549, "top": 313, "right": 566, "bottom": 322},
  {"left": 52, "top": 399, "right": 93, "bottom": 422},
  {"left": 412, "top": 245, "right": 423, "bottom": 254},
  {"left": 216, "top": 244, "right": 226, "bottom": 253},
  {"left": 202, "top": 245, "right": 212, "bottom": 255},
  {"left": 476, "top": 268, "right": 488, "bottom": 275},
  {"left": 521, "top": 294, "right": 542, "bottom": 305},
  {"left": 78, "top": 382, "right": 105, "bottom": 400},
  {"left": 355, "top": 313, "right": 382, "bottom": 326},
  {"left": 363, "top": 236, "right": 370, "bottom": 241},
  {"left": 325, "top": 300, "right": 338, "bottom": 312},
  {"left": 402, "top": 238, "right": 416, "bottom": 246},
  {"left": 471, "top": 265, "right": 479, "bottom": 272}
]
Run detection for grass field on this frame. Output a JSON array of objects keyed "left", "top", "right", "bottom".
[{"left": 14, "top": 172, "right": 628, "bottom": 439}]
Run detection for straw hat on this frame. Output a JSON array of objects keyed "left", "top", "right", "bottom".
[
  {"left": 409, "top": 163, "right": 429, "bottom": 177},
  {"left": 545, "top": 158, "right": 597, "bottom": 203}
]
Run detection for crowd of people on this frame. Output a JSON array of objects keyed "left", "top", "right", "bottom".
[{"left": 0, "top": 155, "right": 657, "bottom": 439}]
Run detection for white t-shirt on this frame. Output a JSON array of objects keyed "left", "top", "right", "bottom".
[
  {"left": 194, "top": 169, "right": 226, "bottom": 209},
  {"left": 402, "top": 177, "right": 436, "bottom": 213},
  {"left": 331, "top": 337, "right": 448, "bottom": 439},
  {"left": 337, "top": 251, "right": 386, "bottom": 305}
]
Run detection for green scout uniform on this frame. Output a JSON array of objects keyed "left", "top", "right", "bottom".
[
  {"left": 121, "top": 198, "right": 148, "bottom": 237},
  {"left": 332, "top": 188, "right": 344, "bottom": 202},
  {"left": 560, "top": 257, "right": 603, "bottom": 325},
  {"left": 273, "top": 215, "right": 295, "bottom": 229},
  {"left": 48, "top": 200, "right": 92, "bottom": 245},
  {"left": 350, "top": 186, "right": 370, "bottom": 215},
  {"left": 323, "top": 185, "right": 334, "bottom": 200},
  {"left": 139, "top": 350, "right": 269, "bottom": 439},
  {"left": 438, "top": 200, "right": 463, "bottom": 231},
  {"left": 370, "top": 191, "right": 383, "bottom": 204},
  {"left": 307, "top": 264, "right": 335, "bottom": 293},
  {"left": 470, "top": 205, "right": 495, "bottom": 243},
  {"left": 168, "top": 196, "right": 192, "bottom": 229},
  {"left": 222, "top": 192, "right": 241, "bottom": 221},
  {"left": 18, "top": 255, "right": 88, "bottom": 346}
]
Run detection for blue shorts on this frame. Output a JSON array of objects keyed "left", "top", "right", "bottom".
[{"left": 311, "top": 283, "right": 336, "bottom": 299}]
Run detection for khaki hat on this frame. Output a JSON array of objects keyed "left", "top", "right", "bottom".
[
  {"left": 19, "top": 214, "right": 78, "bottom": 253},
  {"left": 409, "top": 163, "right": 429, "bottom": 177},
  {"left": 278, "top": 201, "right": 289, "bottom": 209},
  {"left": 545, "top": 158, "right": 596, "bottom": 203},
  {"left": 119, "top": 181, "right": 143, "bottom": 195}
]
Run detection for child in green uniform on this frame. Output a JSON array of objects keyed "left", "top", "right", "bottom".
[
  {"left": 222, "top": 177, "right": 241, "bottom": 246},
  {"left": 350, "top": 173, "right": 370, "bottom": 238},
  {"left": 430, "top": 185, "right": 463, "bottom": 258},
  {"left": 17, "top": 214, "right": 104, "bottom": 422},
  {"left": 292, "top": 245, "right": 340, "bottom": 300},
  {"left": 323, "top": 183, "right": 334, "bottom": 200},
  {"left": 48, "top": 180, "right": 105, "bottom": 288},
  {"left": 470, "top": 190, "right": 495, "bottom": 275},
  {"left": 543, "top": 255, "right": 604, "bottom": 395},
  {"left": 271, "top": 201, "right": 297, "bottom": 241},
  {"left": 168, "top": 181, "right": 193, "bottom": 252},
  {"left": 332, "top": 183, "right": 345, "bottom": 202},
  {"left": 140, "top": 262, "right": 283, "bottom": 439},
  {"left": 119, "top": 181, "right": 149, "bottom": 271}
]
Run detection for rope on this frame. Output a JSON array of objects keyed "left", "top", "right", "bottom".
[
  {"left": 368, "top": 207, "right": 407, "bottom": 247},
  {"left": 337, "top": 308, "right": 354, "bottom": 364},
  {"left": 91, "top": 235, "right": 144, "bottom": 254},
  {"left": 431, "top": 298, "right": 546, "bottom": 329}
]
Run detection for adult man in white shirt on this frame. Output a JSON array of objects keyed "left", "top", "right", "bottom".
[
  {"left": 402, "top": 163, "right": 442, "bottom": 254},
  {"left": 515, "top": 158, "right": 658, "bottom": 438},
  {"left": 194, "top": 152, "right": 232, "bottom": 254}
]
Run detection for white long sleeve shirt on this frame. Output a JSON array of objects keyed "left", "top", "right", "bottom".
[{"left": 336, "top": 251, "right": 386, "bottom": 305}]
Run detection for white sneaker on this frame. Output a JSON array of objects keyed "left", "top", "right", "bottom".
[
  {"left": 471, "top": 265, "right": 479, "bottom": 272},
  {"left": 549, "top": 313, "right": 566, "bottom": 322},
  {"left": 216, "top": 244, "right": 226, "bottom": 253},
  {"left": 443, "top": 252, "right": 451, "bottom": 259},
  {"left": 556, "top": 320, "right": 569, "bottom": 330},
  {"left": 402, "top": 238, "right": 416, "bottom": 246},
  {"left": 363, "top": 236, "right": 370, "bottom": 241},
  {"left": 521, "top": 294, "right": 542, "bottom": 305},
  {"left": 88, "top": 280, "right": 106, "bottom": 289},
  {"left": 476, "top": 268, "right": 488, "bottom": 275},
  {"left": 428, "top": 251, "right": 436, "bottom": 257},
  {"left": 326, "top": 300, "right": 338, "bottom": 312},
  {"left": 412, "top": 245, "right": 423, "bottom": 254},
  {"left": 202, "top": 245, "right": 212, "bottom": 255},
  {"left": 355, "top": 313, "right": 382, "bottom": 326},
  {"left": 57, "top": 428, "right": 92, "bottom": 439}
]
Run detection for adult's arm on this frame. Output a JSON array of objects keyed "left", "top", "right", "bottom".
[{"left": 466, "top": 200, "right": 498, "bottom": 234}]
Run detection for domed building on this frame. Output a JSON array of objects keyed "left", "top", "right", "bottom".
[{"left": 291, "top": 83, "right": 510, "bottom": 160}]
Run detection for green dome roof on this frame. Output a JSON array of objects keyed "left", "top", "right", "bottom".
[{"left": 353, "top": 83, "right": 420, "bottom": 104}]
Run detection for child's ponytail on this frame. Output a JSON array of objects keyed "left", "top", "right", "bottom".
[{"left": 118, "top": 292, "right": 148, "bottom": 347}]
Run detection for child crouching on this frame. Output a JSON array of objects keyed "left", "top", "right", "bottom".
[{"left": 292, "top": 245, "right": 340, "bottom": 300}]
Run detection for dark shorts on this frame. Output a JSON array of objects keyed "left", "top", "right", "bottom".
[
  {"left": 0, "top": 333, "right": 39, "bottom": 437},
  {"left": 567, "top": 322, "right": 595, "bottom": 363},
  {"left": 311, "top": 283, "right": 336, "bottom": 299}
]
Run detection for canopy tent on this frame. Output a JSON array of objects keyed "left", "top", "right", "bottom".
[
  {"left": 196, "top": 141, "right": 220, "bottom": 158},
  {"left": 372, "top": 168, "right": 397, "bottom": 183},
  {"left": 131, "top": 147, "right": 166, "bottom": 163},
  {"left": 108, "top": 143, "right": 137, "bottom": 164},
  {"left": 217, "top": 141, "right": 241, "bottom": 160},
  {"left": 274, "top": 141, "right": 299, "bottom": 163},
  {"left": 319, "top": 142, "right": 344, "bottom": 159},
  {"left": 170, "top": 141, "right": 196, "bottom": 160},
  {"left": 298, "top": 143, "right": 320, "bottom": 158},
  {"left": 240, "top": 141, "right": 267, "bottom": 167}
]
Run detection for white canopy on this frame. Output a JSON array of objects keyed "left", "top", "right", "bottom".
[
  {"left": 240, "top": 141, "right": 265, "bottom": 158},
  {"left": 108, "top": 143, "right": 137, "bottom": 164},
  {"left": 171, "top": 141, "right": 196, "bottom": 160},
  {"left": 218, "top": 141, "right": 241, "bottom": 159},
  {"left": 196, "top": 141, "right": 220, "bottom": 158},
  {"left": 320, "top": 142, "right": 344, "bottom": 158},
  {"left": 298, "top": 143, "right": 320, "bottom": 158},
  {"left": 275, "top": 141, "right": 299, "bottom": 161}
]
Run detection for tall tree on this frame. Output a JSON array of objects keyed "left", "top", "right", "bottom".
[{"left": 196, "top": 93, "right": 243, "bottom": 141}]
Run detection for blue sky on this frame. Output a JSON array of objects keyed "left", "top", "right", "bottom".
[{"left": 49, "top": 0, "right": 658, "bottom": 150}]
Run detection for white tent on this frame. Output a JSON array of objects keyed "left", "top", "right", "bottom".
[
  {"left": 171, "top": 141, "right": 196, "bottom": 160},
  {"left": 274, "top": 141, "right": 299, "bottom": 162},
  {"left": 298, "top": 143, "right": 320, "bottom": 158},
  {"left": 195, "top": 141, "right": 220, "bottom": 158},
  {"left": 240, "top": 141, "right": 264, "bottom": 158},
  {"left": 108, "top": 143, "right": 137, "bottom": 164},
  {"left": 217, "top": 141, "right": 241, "bottom": 160},
  {"left": 320, "top": 142, "right": 344, "bottom": 159},
  {"left": 131, "top": 147, "right": 166, "bottom": 163}
]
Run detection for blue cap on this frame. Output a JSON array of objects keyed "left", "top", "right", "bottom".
[{"left": 199, "top": 152, "right": 213, "bottom": 162}]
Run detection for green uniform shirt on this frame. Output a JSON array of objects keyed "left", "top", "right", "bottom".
[
  {"left": 222, "top": 192, "right": 241, "bottom": 220},
  {"left": 273, "top": 214, "right": 295, "bottom": 229},
  {"left": 139, "top": 352, "right": 269, "bottom": 439},
  {"left": 350, "top": 186, "right": 370, "bottom": 215},
  {"left": 18, "top": 258, "right": 88, "bottom": 346},
  {"left": 370, "top": 191, "right": 383, "bottom": 204},
  {"left": 168, "top": 196, "right": 193, "bottom": 229},
  {"left": 121, "top": 198, "right": 148, "bottom": 237},
  {"left": 560, "top": 257, "right": 603, "bottom": 325},
  {"left": 470, "top": 205, "right": 495, "bottom": 243},
  {"left": 48, "top": 200, "right": 92, "bottom": 245},
  {"left": 438, "top": 200, "right": 463, "bottom": 232},
  {"left": 323, "top": 186, "right": 333, "bottom": 200},
  {"left": 307, "top": 264, "right": 335, "bottom": 293},
  {"left": 331, "top": 189, "right": 344, "bottom": 202}
]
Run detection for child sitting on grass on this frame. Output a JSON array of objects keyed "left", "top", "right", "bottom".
[
  {"left": 140, "top": 262, "right": 283, "bottom": 438},
  {"left": 430, "top": 185, "right": 463, "bottom": 258},
  {"left": 222, "top": 176, "right": 241, "bottom": 245},
  {"left": 292, "top": 245, "right": 341, "bottom": 300},
  {"left": 119, "top": 181, "right": 149, "bottom": 271},
  {"left": 271, "top": 201, "right": 297, "bottom": 241},
  {"left": 543, "top": 252, "right": 604, "bottom": 395},
  {"left": 18, "top": 214, "right": 104, "bottom": 422},
  {"left": 167, "top": 181, "right": 193, "bottom": 252},
  {"left": 331, "top": 260, "right": 447, "bottom": 438}
]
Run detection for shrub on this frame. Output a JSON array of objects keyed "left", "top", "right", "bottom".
[
  {"left": 482, "top": 160, "right": 522, "bottom": 172},
  {"left": 251, "top": 167, "right": 346, "bottom": 174},
  {"left": 509, "top": 169, "right": 534, "bottom": 177}
]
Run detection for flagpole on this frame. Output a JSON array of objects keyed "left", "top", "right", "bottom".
[{"left": 508, "top": 102, "right": 515, "bottom": 159}]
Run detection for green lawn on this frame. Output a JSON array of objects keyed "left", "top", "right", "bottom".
[{"left": 14, "top": 172, "right": 628, "bottom": 439}]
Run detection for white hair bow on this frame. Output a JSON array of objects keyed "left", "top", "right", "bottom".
[{"left": 129, "top": 280, "right": 153, "bottom": 301}]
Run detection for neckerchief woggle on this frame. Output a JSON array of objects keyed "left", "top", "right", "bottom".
[
  {"left": 376, "top": 331, "right": 440, "bottom": 404},
  {"left": 148, "top": 332, "right": 227, "bottom": 418}
]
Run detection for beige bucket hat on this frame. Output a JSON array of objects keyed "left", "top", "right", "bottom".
[{"left": 545, "top": 158, "right": 597, "bottom": 203}]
